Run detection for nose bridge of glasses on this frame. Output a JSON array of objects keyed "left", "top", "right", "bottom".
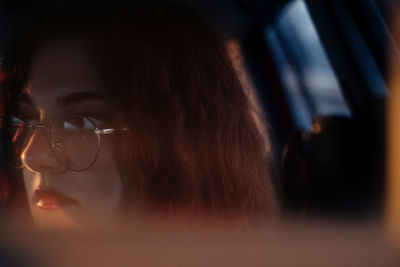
[
  {"left": 33, "top": 125, "right": 48, "bottom": 129},
  {"left": 21, "top": 122, "right": 66, "bottom": 173},
  {"left": 24, "top": 123, "right": 51, "bottom": 149},
  {"left": 27, "top": 123, "right": 49, "bottom": 138}
]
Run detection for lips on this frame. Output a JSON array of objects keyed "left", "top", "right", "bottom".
[{"left": 34, "top": 188, "right": 79, "bottom": 210}]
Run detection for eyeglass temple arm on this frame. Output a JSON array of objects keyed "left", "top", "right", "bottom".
[{"left": 94, "top": 127, "right": 129, "bottom": 135}]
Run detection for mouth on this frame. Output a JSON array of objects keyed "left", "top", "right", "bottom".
[{"left": 34, "top": 188, "right": 79, "bottom": 210}]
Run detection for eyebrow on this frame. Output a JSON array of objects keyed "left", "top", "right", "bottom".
[
  {"left": 56, "top": 91, "right": 107, "bottom": 107},
  {"left": 18, "top": 90, "right": 108, "bottom": 111}
]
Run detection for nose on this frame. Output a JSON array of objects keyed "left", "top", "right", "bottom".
[{"left": 21, "top": 127, "right": 66, "bottom": 174}]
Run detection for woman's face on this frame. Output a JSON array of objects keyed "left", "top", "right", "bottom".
[{"left": 20, "top": 38, "right": 123, "bottom": 230}]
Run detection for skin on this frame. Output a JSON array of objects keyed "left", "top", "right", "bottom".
[{"left": 20, "top": 38, "right": 123, "bottom": 230}]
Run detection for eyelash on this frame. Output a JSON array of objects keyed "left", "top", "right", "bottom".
[{"left": 79, "top": 113, "right": 113, "bottom": 126}]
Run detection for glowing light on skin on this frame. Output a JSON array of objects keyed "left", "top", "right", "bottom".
[
  {"left": 20, "top": 39, "right": 123, "bottom": 230},
  {"left": 24, "top": 172, "right": 82, "bottom": 231}
]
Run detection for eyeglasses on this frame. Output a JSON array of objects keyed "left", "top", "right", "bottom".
[{"left": 0, "top": 115, "right": 128, "bottom": 171}]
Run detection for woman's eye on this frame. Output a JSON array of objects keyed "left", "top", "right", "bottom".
[
  {"left": 65, "top": 116, "right": 86, "bottom": 127},
  {"left": 83, "top": 114, "right": 110, "bottom": 128}
]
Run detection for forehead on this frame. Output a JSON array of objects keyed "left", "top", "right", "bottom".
[{"left": 26, "top": 38, "right": 101, "bottom": 106}]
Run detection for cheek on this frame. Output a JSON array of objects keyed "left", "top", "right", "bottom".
[
  {"left": 80, "top": 167, "right": 123, "bottom": 211},
  {"left": 23, "top": 156, "right": 123, "bottom": 218},
  {"left": 23, "top": 169, "right": 39, "bottom": 203},
  {"left": 74, "top": 146, "right": 123, "bottom": 214}
]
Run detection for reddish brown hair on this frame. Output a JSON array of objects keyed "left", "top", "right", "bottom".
[{"left": 0, "top": 2, "right": 276, "bottom": 220}]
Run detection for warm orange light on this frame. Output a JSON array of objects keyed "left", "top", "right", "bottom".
[
  {"left": 386, "top": 12, "right": 400, "bottom": 248},
  {"left": 312, "top": 122, "right": 322, "bottom": 134}
]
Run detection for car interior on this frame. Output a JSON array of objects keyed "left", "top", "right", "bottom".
[{"left": 0, "top": 0, "right": 399, "bottom": 265}]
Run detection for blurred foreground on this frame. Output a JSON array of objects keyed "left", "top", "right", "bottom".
[{"left": 1, "top": 217, "right": 399, "bottom": 267}]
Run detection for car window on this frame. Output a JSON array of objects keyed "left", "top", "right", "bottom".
[{"left": 265, "top": 0, "right": 351, "bottom": 130}]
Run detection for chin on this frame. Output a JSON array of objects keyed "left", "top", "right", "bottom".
[{"left": 31, "top": 208, "right": 84, "bottom": 231}]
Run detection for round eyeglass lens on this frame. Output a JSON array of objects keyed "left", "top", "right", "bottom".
[
  {"left": 0, "top": 116, "right": 28, "bottom": 168},
  {"left": 50, "top": 115, "right": 99, "bottom": 171}
]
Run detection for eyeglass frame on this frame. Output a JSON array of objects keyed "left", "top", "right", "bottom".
[{"left": 7, "top": 114, "right": 128, "bottom": 172}]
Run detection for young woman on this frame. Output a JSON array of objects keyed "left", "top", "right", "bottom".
[{"left": 0, "top": 2, "right": 277, "bottom": 229}]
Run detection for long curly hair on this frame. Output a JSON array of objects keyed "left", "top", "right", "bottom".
[{"left": 0, "top": 2, "right": 276, "bottom": 220}]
